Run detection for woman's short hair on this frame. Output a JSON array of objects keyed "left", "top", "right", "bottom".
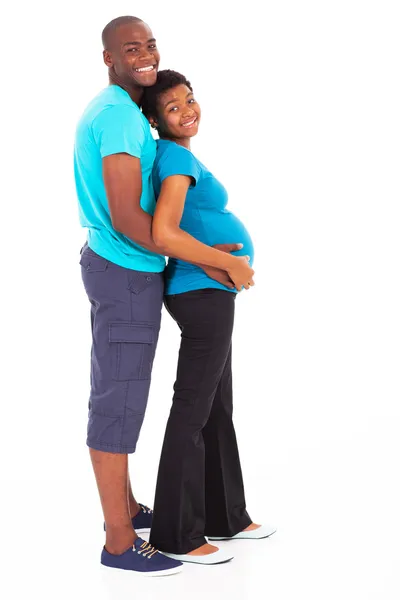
[{"left": 142, "top": 70, "right": 193, "bottom": 121}]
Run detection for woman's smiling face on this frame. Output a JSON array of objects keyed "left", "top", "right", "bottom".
[{"left": 155, "top": 84, "right": 201, "bottom": 140}]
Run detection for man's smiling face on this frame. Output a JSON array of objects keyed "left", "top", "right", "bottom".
[{"left": 103, "top": 21, "right": 160, "bottom": 88}]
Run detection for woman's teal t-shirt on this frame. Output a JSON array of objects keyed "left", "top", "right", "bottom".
[{"left": 152, "top": 139, "right": 254, "bottom": 295}]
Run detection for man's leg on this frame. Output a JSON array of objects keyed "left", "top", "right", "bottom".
[
  {"left": 127, "top": 476, "right": 141, "bottom": 519},
  {"left": 80, "top": 247, "right": 163, "bottom": 554},
  {"left": 91, "top": 450, "right": 135, "bottom": 553}
]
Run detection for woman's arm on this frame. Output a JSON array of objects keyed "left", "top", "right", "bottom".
[{"left": 152, "top": 175, "right": 254, "bottom": 290}]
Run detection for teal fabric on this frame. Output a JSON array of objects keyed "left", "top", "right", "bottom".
[
  {"left": 153, "top": 139, "right": 254, "bottom": 294},
  {"left": 74, "top": 85, "right": 165, "bottom": 272}
]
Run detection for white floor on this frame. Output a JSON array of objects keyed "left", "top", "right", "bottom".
[
  {"left": 3, "top": 419, "right": 400, "bottom": 600},
  {"left": 3, "top": 0, "right": 399, "bottom": 596}
]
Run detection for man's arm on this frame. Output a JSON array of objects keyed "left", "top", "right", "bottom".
[
  {"left": 103, "top": 153, "right": 161, "bottom": 254},
  {"left": 94, "top": 104, "right": 161, "bottom": 254},
  {"left": 103, "top": 153, "right": 243, "bottom": 288}
]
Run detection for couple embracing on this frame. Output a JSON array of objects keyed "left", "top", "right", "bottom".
[{"left": 74, "top": 15, "right": 275, "bottom": 577}]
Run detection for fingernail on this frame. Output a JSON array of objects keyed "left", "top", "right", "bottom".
[{"left": 237, "top": 243, "right": 243, "bottom": 249}]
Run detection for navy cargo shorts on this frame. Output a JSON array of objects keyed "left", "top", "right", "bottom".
[{"left": 80, "top": 244, "right": 164, "bottom": 453}]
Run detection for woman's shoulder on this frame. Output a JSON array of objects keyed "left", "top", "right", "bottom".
[
  {"left": 156, "top": 139, "right": 199, "bottom": 164},
  {"left": 154, "top": 140, "right": 204, "bottom": 181}
]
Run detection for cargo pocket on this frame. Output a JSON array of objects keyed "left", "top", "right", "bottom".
[
  {"left": 79, "top": 253, "right": 108, "bottom": 272},
  {"left": 128, "top": 272, "right": 158, "bottom": 295},
  {"left": 109, "top": 322, "right": 155, "bottom": 381}
]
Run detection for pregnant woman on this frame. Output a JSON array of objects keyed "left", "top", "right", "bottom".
[{"left": 142, "top": 71, "right": 275, "bottom": 564}]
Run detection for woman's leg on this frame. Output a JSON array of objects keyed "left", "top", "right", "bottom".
[
  {"left": 203, "top": 345, "right": 252, "bottom": 537},
  {"left": 149, "top": 289, "right": 234, "bottom": 554}
]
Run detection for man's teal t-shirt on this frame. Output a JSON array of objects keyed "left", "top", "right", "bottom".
[
  {"left": 153, "top": 139, "right": 254, "bottom": 295},
  {"left": 74, "top": 85, "right": 165, "bottom": 272}
]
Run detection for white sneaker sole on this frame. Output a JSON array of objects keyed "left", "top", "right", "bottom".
[
  {"left": 101, "top": 564, "right": 183, "bottom": 577},
  {"left": 208, "top": 524, "right": 277, "bottom": 541},
  {"left": 161, "top": 549, "right": 234, "bottom": 565}
]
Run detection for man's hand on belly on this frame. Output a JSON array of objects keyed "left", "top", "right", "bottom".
[
  {"left": 201, "top": 266, "right": 235, "bottom": 289},
  {"left": 212, "top": 243, "right": 244, "bottom": 254}
]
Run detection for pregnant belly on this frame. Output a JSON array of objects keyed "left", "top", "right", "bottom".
[
  {"left": 207, "top": 211, "right": 254, "bottom": 265},
  {"left": 166, "top": 211, "right": 254, "bottom": 283}
]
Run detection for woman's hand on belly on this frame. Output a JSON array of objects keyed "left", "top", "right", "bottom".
[
  {"left": 197, "top": 242, "right": 244, "bottom": 289},
  {"left": 227, "top": 256, "right": 255, "bottom": 291},
  {"left": 213, "top": 243, "right": 255, "bottom": 291}
]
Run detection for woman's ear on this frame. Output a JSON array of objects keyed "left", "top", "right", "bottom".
[{"left": 149, "top": 116, "right": 158, "bottom": 130}]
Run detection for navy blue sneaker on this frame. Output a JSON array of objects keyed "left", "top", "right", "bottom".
[
  {"left": 103, "top": 503, "right": 153, "bottom": 534},
  {"left": 133, "top": 504, "right": 153, "bottom": 534},
  {"left": 101, "top": 538, "right": 183, "bottom": 577}
]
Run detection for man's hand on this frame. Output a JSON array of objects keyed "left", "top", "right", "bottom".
[
  {"left": 213, "top": 243, "right": 243, "bottom": 254},
  {"left": 201, "top": 266, "right": 236, "bottom": 289}
]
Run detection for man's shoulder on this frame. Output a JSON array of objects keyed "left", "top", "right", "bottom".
[{"left": 78, "top": 86, "right": 140, "bottom": 127}]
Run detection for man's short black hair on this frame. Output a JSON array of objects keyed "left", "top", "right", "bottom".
[
  {"left": 142, "top": 70, "right": 193, "bottom": 121},
  {"left": 102, "top": 16, "right": 143, "bottom": 50}
]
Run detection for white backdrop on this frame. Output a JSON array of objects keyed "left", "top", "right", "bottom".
[{"left": 2, "top": 1, "right": 400, "bottom": 599}]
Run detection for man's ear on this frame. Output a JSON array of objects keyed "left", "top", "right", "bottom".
[
  {"left": 149, "top": 116, "right": 158, "bottom": 130},
  {"left": 103, "top": 50, "right": 113, "bottom": 68}
]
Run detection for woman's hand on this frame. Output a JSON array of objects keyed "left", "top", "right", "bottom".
[
  {"left": 227, "top": 256, "right": 255, "bottom": 291},
  {"left": 200, "top": 243, "right": 254, "bottom": 290}
]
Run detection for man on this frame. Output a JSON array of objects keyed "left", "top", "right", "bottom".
[{"left": 74, "top": 15, "right": 252, "bottom": 577}]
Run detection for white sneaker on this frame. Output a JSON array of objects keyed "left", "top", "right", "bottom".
[
  {"left": 208, "top": 524, "right": 277, "bottom": 541},
  {"left": 161, "top": 547, "right": 234, "bottom": 565}
]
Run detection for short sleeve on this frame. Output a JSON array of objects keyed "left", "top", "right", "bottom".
[
  {"left": 157, "top": 146, "right": 202, "bottom": 186},
  {"left": 92, "top": 104, "right": 146, "bottom": 159}
]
